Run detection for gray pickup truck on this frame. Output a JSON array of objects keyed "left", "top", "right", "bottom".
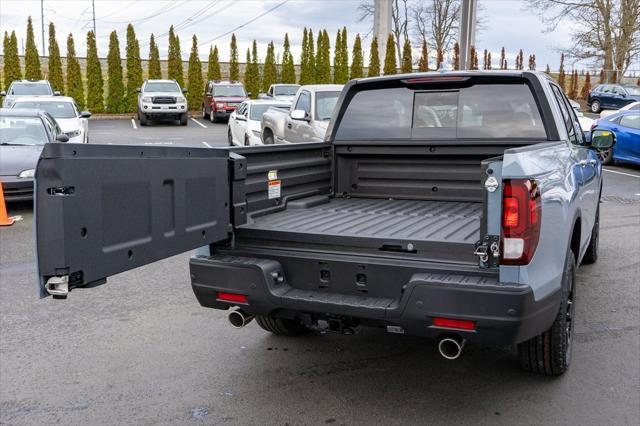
[{"left": 34, "top": 71, "right": 614, "bottom": 375}]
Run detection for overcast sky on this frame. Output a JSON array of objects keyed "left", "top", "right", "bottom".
[{"left": 0, "top": 0, "right": 610, "bottom": 71}]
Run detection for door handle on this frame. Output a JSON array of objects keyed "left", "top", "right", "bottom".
[
  {"left": 578, "top": 159, "right": 597, "bottom": 167},
  {"left": 287, "top": 122, "right": 292, "bottom": 129}
]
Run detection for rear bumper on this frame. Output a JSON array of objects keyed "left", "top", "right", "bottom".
[
  {"left": 189, "top": 253, "right": 560, "bottom": 345},
  {"left": 1, "top": 177, "right": 34, "bottom": 201}
]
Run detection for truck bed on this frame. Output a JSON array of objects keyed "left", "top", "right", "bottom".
[{"left": 237, "top": 196, "right": 482, "bottom": 263}]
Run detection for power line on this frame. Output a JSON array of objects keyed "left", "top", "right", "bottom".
[
  {"left": 95, "top": 0, "right": 189, "bottom": 24},
  {"left": 199, "top": 0, "right": 289, "bottom": 46}
]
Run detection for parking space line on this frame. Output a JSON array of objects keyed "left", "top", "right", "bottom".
[
  {"left": 191, "top": 118, "right": 207, "bottom": 128},
  {"left": 202, "top": 141, "right": 213, "bottom": 148},
  {"left": 131, "top": 119, "right": 137, "bottom": 129},
  {"left": 603, "top": 168, "right": 640, "bottom": 179}
]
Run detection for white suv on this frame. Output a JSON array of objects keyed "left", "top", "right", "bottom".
[{"left": 137, "top": 79, "right": 188, "bottom": 126}]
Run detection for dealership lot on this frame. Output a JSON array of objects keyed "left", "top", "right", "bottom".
[{"left": 0, "top": 120, "right": 638, "bottom": 424}]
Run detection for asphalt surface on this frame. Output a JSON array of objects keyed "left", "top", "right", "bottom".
[{"left": 1, "top": 120, "right": 639, "bottom": 425}]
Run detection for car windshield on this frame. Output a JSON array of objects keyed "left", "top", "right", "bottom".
[
  {"left": 315, "top": 91, "right": 341, "bottom": 120},
  {"left": 274, "top": 85, "right": 299, "bottom": 96},
  {"left": 144, "top": 82, "right": 180, "bottom": 92},
  {"left": 624, "top": 86, "right": 640, "bottom": 95},
  {"left": 249, "top": 104, "right": 288, "bottom": 120},
  {"left": 10, "top": 83, "right": 51, "bottom": 95},
  {"left": 0, "top": 117, "right": 48, "bottom": 145},
  {"left": 214, "top": 86, "right": 246, "bottom": 97},
  {"left": 12, "top": 101, "right": 76, "bottom": 118}
]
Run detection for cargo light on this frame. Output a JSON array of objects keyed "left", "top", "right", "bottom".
[
  {"left": 433, "top": 317, "right": 476, "bottom": 331},
  {"left": 216, "top": 292, "right": 248, "bottom": 304},
  {"left": 501, "top": 179, "right": 541, "bottom": 265}
]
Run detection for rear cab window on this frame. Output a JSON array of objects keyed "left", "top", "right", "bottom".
[{"left": 335, "top": 80, "right": 548, "bottom": 140}]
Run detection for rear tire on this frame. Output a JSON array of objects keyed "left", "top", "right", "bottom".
[
  {"left": 517, "top": 248, "right": 576, "bottom": 376},
  {"left": 180, "top": 113, "right": 188, "bottom": 126},
  {"left": 209, "top": 110, "right": 217, "bottom": 123},
  {"left": 227, "top": 127, "right": 234, "bottom": 146},
  {"left": 255, "top": 315, "right": 310, "bottom": 336},
  {"left": 244, "top": 134, "right": 250, "bottom": 146},
  {"left": 263, "top": 130, "right": 274, "bottom": 145},
  {"left": 139, "top": 112, "right": 148, "bottom": 126},
  {"left": 597, "top": 147, "right": 614, "bottom": 165},
  {"left": 582, "top": 207, "right": 599, "bottom": 264},
  {"left": 202, "top": 105, "right": 207, "bottom": 119},
  {"left": 590, "top": 100, "right": 601, "bottom": 113}
]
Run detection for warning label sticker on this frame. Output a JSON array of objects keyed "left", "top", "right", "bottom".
[
  {"left": 268, "top": 170, "right": 278, "bottom": 181},
  {"left": 268, "top": 180, "right": 281, "bottom": 199}
]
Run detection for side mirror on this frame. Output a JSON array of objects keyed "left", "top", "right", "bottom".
[
  {"left": 620, "top": 92, "right": 626, "bottom": 98},
  {"left": 205, "top": 92, "right": 212, "bottom": 97},
  {"left": 53, "top": 91, "right": 61, "bottom": 96},
  {"left": 182, "top": 88, "right": 188, "bottom": 93},
  {"left": 56, "top": 133, "right": 69, "bottom": 143},
  {"left": 0, "top": 91, "right": 6, "bottom": 96},
  {"left": 290, "top": 109, "right": 309, "bottom": 121},
  {"left": 136, "top": 88, "right": 141, "bottom": 93},
  {"left": 80, "top": 111, "right": 91, "bottom": 118},
  {"left": 591, "top": 129, "right": 615, "bottom": 150},
  {"left": 247, "top": 92, "right": 252, "bottom": 97}
]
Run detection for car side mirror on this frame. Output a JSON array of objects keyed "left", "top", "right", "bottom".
[
  {"left": 53, "top": 91, "right": 61, "bottom": 96},
  {"left": 591, "top": 129, "right": 615, "bottom": 150},
  {"left": 206, "top": 92, "right": 212, "bottom": 97},
  {"left": 0, "top": 91, "right": 5, "bottom": 96},
  {"left": 80, "top": 111, "right": 91, "bottom": 118},
  {"left": 620, "top": 92, "right": 626, "bottom": 98},
  {"left": 182, "top": 88, "right": 188, "bottom": 93},
  {"left": 136, "top": 88, "right": 141, "bottom": 93},
  {"left": 56, "top": 133, "right": 69, "bottom": 143},
  {"left": 247, "top": 92, "right": 252, "bottom": 97},
  {"left": 290, "top": 109, "right": 309, "bottom": 121}
]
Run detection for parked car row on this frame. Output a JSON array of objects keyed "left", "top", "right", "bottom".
[{"left": 587, "top": 83, "right": 640, "bottom": 113}]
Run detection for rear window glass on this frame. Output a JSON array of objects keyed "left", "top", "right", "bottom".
[
  {"left": 336, "top": 83, "right": 547, "bottom": 140},
  {"left": 10, "top": 83, "right": 52, "bottom": 95},
  {"left": 144, "top": 82, "right": 180, "bottom": 92}
]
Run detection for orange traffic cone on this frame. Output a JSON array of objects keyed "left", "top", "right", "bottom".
[{"left": 0, "top": 182, "right": 15, "bottom": 226}]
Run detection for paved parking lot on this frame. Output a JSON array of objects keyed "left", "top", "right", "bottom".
[
  {"left": 89, "top": 117, "right": 230, "bottom": 148},
  {"left": 0, "top": 121, "right": 638, "bottom": 424}
]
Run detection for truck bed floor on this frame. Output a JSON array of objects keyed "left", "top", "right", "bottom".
[{"left": 239, "top": 197, "right": 482, "bottom": 246}]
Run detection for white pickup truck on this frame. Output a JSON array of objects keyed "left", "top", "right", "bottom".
[{"left": 260, "top": 84, "right": 343, "bottom": 144}]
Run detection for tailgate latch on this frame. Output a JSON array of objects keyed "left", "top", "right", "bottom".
[
  {"left": 45, "top": 275, "right": 69, "bottom": 297},
  {"left": 474, "top": 235, "right": 500, "bottom": 268}
]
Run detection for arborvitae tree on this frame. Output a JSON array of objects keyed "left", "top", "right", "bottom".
[
  {"left": 558, "top": 53, "right": 566, "bottom": 91},
  {"left": 383, "top": 34, "right": 397, "bottom": 75},
  {"left": 86, "top": 30, "right": 104, "bottom": 112},
  {"left": 483, "top": 49, "right": 488, "bottom": 70},
  {"left": 207, "top": 45, "right": 221, "bottom": 81},
  {"left": 333, "top": 29, "right": 344, "bottom": 83},
  {"left": 3, "top": 32, "right": 21, "bottom": 90},
  {"left": 470, "top": 45, "right": 478, "bottom": 70},
  {"left": 400, "top": 38, "right": 412, "bottom": 73},
  {"left": 65, "top": 34, "right": 84, "bottom": 108},
  {"left": 167, "top": 26, "right": 184, "bottom": 86},
  {"left": 186, "top": 35, "right": 203, "bottom": 110},
  {"left": 580, "top": 71, "right": 591, "bottom": 100},
  {"left": 24, "top": 17, "right": 42, "bottom": 80},
  {"left": 598, "top": 69, "right": 604, "bottom": 83},
  {"left": 515, "top": 49, "right": 523, "bottom": 70},
  {"left": 500, "top": 47, "right": 506, "bottom": 70},
  {"left": 528, "top": 54, "right": 536, "bottom": 70},
  {"left": 47, "top": 23, "right": 63, "bottom": 93},
  {"left": 350, "top": 33, "right": 364, "bottom": 79},
  {"left": 229, "top": 33, "right": 239, "bottom": 81},
  {"left": 504, "top": 59, "right": 508, "bottom": 69},
  {"left": 545, "top": 64, "right": 551, "bottom": 74},
  {"left": 307, "top": 29, "right": 315, "bottom": 83},
  {"left": 262, "top": 41, "right": 277, "bottom": 91},
  {"left": 148, "top": 34, "right": 162, "bottom": 79},
  {"left": 453, "top": 42, "right": 460, "bottom": 70},
  {"left": 125, "top": 24, "right": 143, "bottom": 112},
  {"left": 317, "top": 30, "right": 331, "bottom": 83},
  {"left": 368, "top": 36, "right": 380, "bottom": 77},
  {"left": 335, "top": 27, "right": 349, "bottom": 83},
  {"left": 106, "top": 31, "right": 125, "bottom": 113},
  {"left": 281, "top": 33, "right": 296, "bottom": 84},
  {"left": 487, "top": 52, "right": 492, "bottom": 70},
  {"left": 568, "top": 69, "right": 578, "bottom": 98},
  {"left": 299, "top": 28, "right": 310, "bottom": 84},
  {"left": 418, "top": 39, "right": 429, "bottom": 72},
  {"left": 244, "top": 41, "right": 260, "bottom": 98}
]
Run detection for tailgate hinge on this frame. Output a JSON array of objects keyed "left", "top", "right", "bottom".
[{"left": 474, "top": 235, "right": 500, "bottom": 269}]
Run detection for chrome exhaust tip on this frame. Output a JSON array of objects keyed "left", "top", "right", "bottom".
[
  {"left": 228, "top": 310, "right": 255, "bottom": 328},
  {"left": 437, "top": 335, "right": 465, "bottom": 360}
]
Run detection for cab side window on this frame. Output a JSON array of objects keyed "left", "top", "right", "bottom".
[{"left": 550, "top": 84, "right": 582, "bottom": 144}]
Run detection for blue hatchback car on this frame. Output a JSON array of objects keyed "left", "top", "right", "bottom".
[
  {"left": 587, "top": 84, "right": 640, "bottom": 113},
  {"left": 591, "top": 111, "right": 640, "bottom": 165}
]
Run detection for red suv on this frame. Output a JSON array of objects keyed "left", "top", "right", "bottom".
[{"left": 202, "top": 80, "right": 248, "bottom": 122}]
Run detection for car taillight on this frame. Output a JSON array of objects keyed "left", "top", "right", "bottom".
[
  {"left": 216, "top": 292, "right": 248, "bottom": 303},
  {"left": 501, "top": 179, "right": 541, "bottom": 265}
]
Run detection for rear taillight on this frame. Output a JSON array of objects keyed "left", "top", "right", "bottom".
[
  {"left": 217, "top": 292, "right": 248, "bottom": 304},
  {"left": 501, "top": 179, "right": 541, "bottom": 265},
  {"left": 432, "top": 317, "right": 476, "bottom": 331}
]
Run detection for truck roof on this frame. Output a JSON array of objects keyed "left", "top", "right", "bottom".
[
  {"left": 352, "top": 70, "right": 546, "bottom": 85},
  {"left": 299, "top": 84, "right": 344, "bottom": 92}
]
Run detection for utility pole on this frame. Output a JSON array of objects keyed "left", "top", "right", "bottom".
[
  {"left": 92, "top": 0, "right": 96, "bottom": 36},
  {"left": 41, "top": 0, "right": 46, "bottom": 56},
  {"left": 458, "top": 0, "right": 477, "bottom": 70},
  {"left": 374, "top": 0, "right": 392, "bottom": 73}
]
